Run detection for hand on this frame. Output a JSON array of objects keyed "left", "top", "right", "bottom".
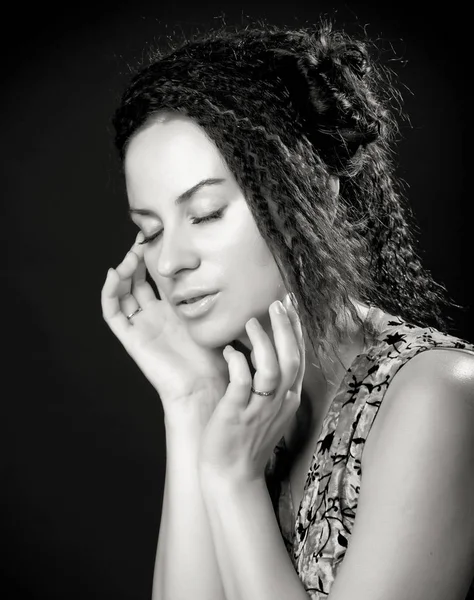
[
  {"left": 198, "top": 294, "right": 305, "bottom": 483},
  {"left": 101, "top": 233, "right": 230, "bottom": 421}
]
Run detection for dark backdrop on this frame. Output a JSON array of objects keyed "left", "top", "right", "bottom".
[{"left": 3, "top": 2, "right": 471, "bottom": 599}]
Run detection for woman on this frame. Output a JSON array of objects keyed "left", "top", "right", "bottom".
[{"left": 101, "top": 20, "right": 474, "bottom": 600}]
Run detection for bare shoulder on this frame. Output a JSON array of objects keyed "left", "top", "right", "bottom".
[
  {"left": 363, "top": 347, "right": 474, "bottom": 471},
  {"left": 329, "top": 347, "right": 474, "bottom": 600}
]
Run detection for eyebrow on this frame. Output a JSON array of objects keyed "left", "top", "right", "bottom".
[{"left": 128, "top": 177, "right": 226, "bottom": 217}]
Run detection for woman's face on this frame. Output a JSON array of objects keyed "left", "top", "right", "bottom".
[{"left": 125, "top": 114, "right": 286, "bottom": 349}]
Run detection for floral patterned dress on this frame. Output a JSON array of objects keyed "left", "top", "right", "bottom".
[{"left": 264, "top": 306, "right": 474, "bottom": 598}]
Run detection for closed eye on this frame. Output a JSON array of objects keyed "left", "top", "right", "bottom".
[{"left": 138, "top": 208, "right": 225, "bottom": 245}]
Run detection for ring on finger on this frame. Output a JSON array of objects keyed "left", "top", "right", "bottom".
[
  {"left": 126, "top": 306, "right": 143, "bottom": 321},
  {"left": 251, "top": 385, "right": 277, "bottom": 397}
]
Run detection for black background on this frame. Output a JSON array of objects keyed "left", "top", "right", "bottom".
[{"left": 3, "top": 2, "right": 472, "bottom": 599}]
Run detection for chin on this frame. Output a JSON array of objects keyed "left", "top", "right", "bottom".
[
  {"left": 186, "top": 302, "right": 260, "bottom": 348},
  {"left": 186, "top": 320, "right": 245, "bottom": 350}
]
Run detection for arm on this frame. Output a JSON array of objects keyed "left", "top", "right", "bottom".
[
  {"left": 152, "top": 412, "right": 227, "bottom": 600},
  {"left": 200, "top": 470, "right": 310, "bottom": 600},
  {"left": 196, "top": 296, "right": 309, "bottom": 600},
  {"left": 199, "top": 349, "right": 474, "bottom": 600},
  {"left": 100, "top": 236, "right": 232, "bottom": 599}
]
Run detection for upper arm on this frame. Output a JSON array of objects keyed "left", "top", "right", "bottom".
[{"left": 328, "top": 349, "right": 474, "bottom": 600}]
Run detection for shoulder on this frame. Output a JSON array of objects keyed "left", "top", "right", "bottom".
[
  {"left": 383, "top": 346, "right": 474, "bottom": 412},
  {"left": 329, "top": 348, "right": 474, "bottom": 600},
  {"left": 363, "top": 347, "right": 474, "bottom": 472}
]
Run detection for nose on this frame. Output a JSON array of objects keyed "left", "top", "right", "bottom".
[{"left": 154, "top": 228, "right": 200, "bottom": 278}]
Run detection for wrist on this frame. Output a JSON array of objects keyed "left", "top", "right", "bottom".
[
  {"left": 199, "top": 464, "right": 266, "bottom": 495},
  {"left": 163, "top": 392, "right": 221, "bottom": 434}
]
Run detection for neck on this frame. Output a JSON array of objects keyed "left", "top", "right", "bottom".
[
  {"left": 286, "top": 300, "right": 373, "bottom": 454},
  {"left": 234, "top": 298, "right": 373, "bottom": 420},
  {"left": 303, "top": 300, "right": 372, "bottom": 393}
]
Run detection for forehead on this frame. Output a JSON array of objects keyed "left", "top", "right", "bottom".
[{"left": 125, "top": 116, "right": 227, "bottom": 208}]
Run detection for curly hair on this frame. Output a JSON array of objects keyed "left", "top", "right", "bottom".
[{"left": 112, "top": 18, "right": 459, "bottom": 358}]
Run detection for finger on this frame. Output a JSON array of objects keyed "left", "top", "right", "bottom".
[
  {"left": 115, "top": 241, "right": 143, "bottom": 315},
  {"left": 120, "top": 297, "right": 141, "bottom": 322},
  {"left": 131, "top": 231, "right": 146, "bottom": 254},
  {"left": 132, "top": 255, "right": 157, "bottom": 307},
  {"left": 115, "top": 231, "right": 145, "bottom": 278},
  {"left": 222, "top": 346, "right": 253, "bottom": 409},
  {"left": 115, "top": 248, "right": 140, "bottom": 281},
  {"left": 283, "top": 291, "right": 305, "bottom": 333},
  {"left": 119, "top": 285, "right": 140, "bottom": 316},
  {"left": 283, "top": 294, "right": 305, "bottom": 394},
  {"left": 283, "top": 293, "right": 305, "bottom": 356},
  {"left": 250, "top": 349, "right": 257, "bottom": 370},
  {"left": 118, "top": 281, "right": 140, "bottom": 318},
  {"left": 101, "top": 268, "right": 131, "bottom": 337},
  {"left": 245, "top": 317, "right": 281, "bottom": 402},
  {"left": 269, "top": 299, "right": 301, "bottom": 393}
]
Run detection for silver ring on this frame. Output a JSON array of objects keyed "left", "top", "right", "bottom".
[
  {"left": 126, "top": 307, "right": 142, "bottom": 321},
  {"left": 251, "top": 386, "right": 277, "bottom": 397}
]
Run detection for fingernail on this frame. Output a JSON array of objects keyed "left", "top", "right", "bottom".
[
  {"left": 273, "top": 300, "right": 286, "bottom": 314},
  {"left": 247, "top": 317, "right": 259, "bottom": 329}
]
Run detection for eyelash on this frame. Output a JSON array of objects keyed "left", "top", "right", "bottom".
[{"left": 138, "top": 208, "right": 225, "bottom": 245}]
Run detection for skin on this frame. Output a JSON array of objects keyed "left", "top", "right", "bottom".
[
  {"left": 110, "top": 111, "right": 474, "bottom": 600},
  {"left": 124, "top": 112, "right": 371, "bottom": 454}
]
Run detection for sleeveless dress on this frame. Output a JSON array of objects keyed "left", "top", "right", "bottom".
[{"left": 264, "top": 306, "right": 474, "bottom": 599}]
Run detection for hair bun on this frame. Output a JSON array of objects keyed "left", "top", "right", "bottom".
[
  {"left": 323, "top": 43, "right": 371, "bottom": 80},
  {"left": 288, "top": 31, "right": 384, "bottom": 174}
]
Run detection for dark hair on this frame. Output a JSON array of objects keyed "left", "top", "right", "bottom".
[{"left": 112, "top": 19, "right": 459, "bottom": 357}]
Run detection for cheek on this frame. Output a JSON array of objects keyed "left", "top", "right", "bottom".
[
  {"left": 227, "top": 239, "right": 285, "bottom": 321},
  {"left": 230, "top": 224, "right": 281, "bottom": 284},
  {"left": 225, "top": 210, "right": 275, "bottom": 266},
  {"left": 216, "top": 213, "right": 285, "bottom": 307}
]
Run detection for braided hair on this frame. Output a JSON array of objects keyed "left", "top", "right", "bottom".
[{"left": 112, "top": 20, "right": 458, "bottom": 358}]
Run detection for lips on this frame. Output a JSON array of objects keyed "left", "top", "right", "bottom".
[
  {"left": 172, "top": 289, "right": 219, "bottom": 305},
  {"left": 176, "top": 292, "right": 220, "bottom": 319},
  {"left": 179, "top": 295, "right": 209, "bottom": 305}
]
